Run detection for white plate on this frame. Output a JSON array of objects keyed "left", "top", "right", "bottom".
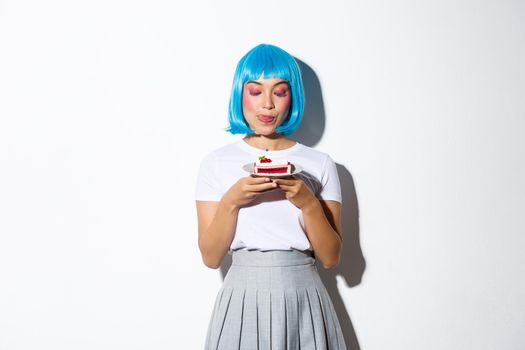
[{"left": 242, "top": 162, "right": 303, "bottom": 178}]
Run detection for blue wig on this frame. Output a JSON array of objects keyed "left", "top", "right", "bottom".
[{"left": 226, "top": 44, "right": 305, "bottom": 136}]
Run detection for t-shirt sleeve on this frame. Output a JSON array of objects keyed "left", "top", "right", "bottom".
[
  {"left": 195, "top": 152, "right": 222, "bottom": 201},
  {"left": 318, "top": 155, "right": 342, "bottom": 203}
]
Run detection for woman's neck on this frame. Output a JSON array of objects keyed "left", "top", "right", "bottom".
[{"left": 243, "top": 134, "right": 296, "bottom": 151}]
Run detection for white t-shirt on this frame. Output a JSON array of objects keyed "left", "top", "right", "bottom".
[{"left": 195, "top": 139, "right": 342, "bottom": 252}]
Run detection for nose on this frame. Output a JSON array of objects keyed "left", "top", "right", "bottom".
[{"left": 262, "top": 93, "right": 274, "bottom": 109}]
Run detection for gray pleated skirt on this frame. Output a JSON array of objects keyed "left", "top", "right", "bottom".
[{"left": 204, "top": 249, "right": 347, "bottom": 350}]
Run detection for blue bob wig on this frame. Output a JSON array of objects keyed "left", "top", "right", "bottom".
[{"left": 226, "top": 44, "right": 305, "bottom": 136}]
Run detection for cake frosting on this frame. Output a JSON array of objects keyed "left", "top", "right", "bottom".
[{"left": 252, "top": 156, "right": 292, "bottom": 175}]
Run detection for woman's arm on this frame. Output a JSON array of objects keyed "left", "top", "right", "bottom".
[
  {"left": 301, "top": 199, "right": 342, "bottom": 269},
  {"left": 196, "top": 176, "right": 277, "bottom": 269},
  {"left": 196, "top": 200, "right": 239, "bottom": 269},
  {"left": 273, "top": 178, "right": 342, "bottom": 269}
]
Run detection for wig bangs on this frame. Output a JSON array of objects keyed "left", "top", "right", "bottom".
[{"left": 242, "top": 47, "right": 293, "bottom": 83}]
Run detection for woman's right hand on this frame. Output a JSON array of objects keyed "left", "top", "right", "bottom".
[{"left": 222, "top": 176, "right": 278, "bottom": 208}]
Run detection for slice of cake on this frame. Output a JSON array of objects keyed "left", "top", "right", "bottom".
[{"left": 252, "top": 156, "right": 292, "bottom": 175}]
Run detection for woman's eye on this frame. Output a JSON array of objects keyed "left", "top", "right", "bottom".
[
  {"left": 274, "top": 90, "right": 288, "bottom": 97},
  {"left": 249, "top": 89, "right": 261, "bottom": 96}
]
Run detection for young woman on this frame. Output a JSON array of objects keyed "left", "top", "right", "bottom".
[{"left": 195, "top": 44, "right": 347, "bottom": 349}]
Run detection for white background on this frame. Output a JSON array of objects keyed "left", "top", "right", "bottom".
[{"left": 1, "top": 0, "right": 524, "bottom": 349}]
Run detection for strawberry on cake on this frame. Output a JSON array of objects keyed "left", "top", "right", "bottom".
[{"left": 252, "top": 156, "right": 292, "bottom": 176}]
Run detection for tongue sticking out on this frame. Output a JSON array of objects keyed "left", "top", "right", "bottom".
[{"left": 258, "top": 115, "right": 274, "bottom": 123}]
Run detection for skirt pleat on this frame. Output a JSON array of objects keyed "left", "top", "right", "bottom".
[
  {"left": 271, "top": 290, "right": 287, "bottom": 349},
  {"left": 317, "top": 288, "right": 345, "bottom": 350},
  {"left": 204, "top": 250, "right": 347, "bottom": 350},
  {"left": 306, "top": 288, "right": 329, "bottom": 350},
  {"left": 208, "top": 287, "right": 233, "bottom": 350},
  {"left": 239, "top": 288, "right": 258, "bottom": 349},
  {"left": 217, "top": 287, "right": 245, "bottom": 349},
  {"left": 285, "top": 289, "right": 299, "bottom": 350},
  {"left": 257, "top": 289, "right": 271, "bottom": 350},
  {"left": 297, "top": 288, "right": 316, "bottom": 349}
]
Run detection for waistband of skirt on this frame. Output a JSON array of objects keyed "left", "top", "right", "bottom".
[{"left": 230, "top": 249, "right": 315, "bottom": 267}]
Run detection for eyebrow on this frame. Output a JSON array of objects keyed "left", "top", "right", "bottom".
[{"left": 246, "top": 80, "right": 289, "bottom": 87}]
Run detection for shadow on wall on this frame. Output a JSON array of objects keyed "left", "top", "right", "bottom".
[
  {"left": 219, "top": 59, "right": 366, "bottom": 350},
  {"left": 318, "top": 164, "right": 365, "bottom": 350}
]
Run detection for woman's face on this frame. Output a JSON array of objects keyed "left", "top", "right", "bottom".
[{"left": 242, "top": 75, "right": 291, "bottom": 136}]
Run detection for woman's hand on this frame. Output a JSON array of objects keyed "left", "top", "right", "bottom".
[
  {"left": 273, "top": 177, "right": 318, "bottom": 211},
  {"left": 222, "top": 176, "right": 278, "bottom": 208}
]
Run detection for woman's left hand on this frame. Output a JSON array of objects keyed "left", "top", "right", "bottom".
[{"left": 273, "top": 177, "right": 318, "bottom": 210}]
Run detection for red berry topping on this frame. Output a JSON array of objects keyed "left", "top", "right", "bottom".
[{"left": 258, "top": 156, "right": 272, "bottom": 163}]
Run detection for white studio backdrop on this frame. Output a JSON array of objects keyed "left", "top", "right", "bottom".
[{"left": 1, "top": 0, "right": 524, "bottom": 349}]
